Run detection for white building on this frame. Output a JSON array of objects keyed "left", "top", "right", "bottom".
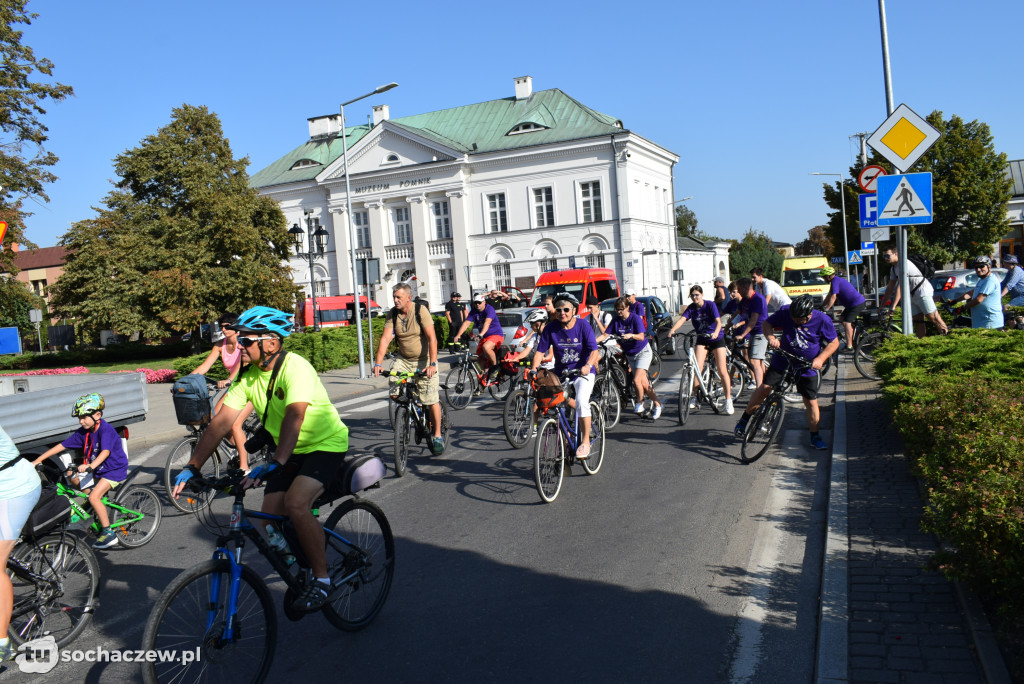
[{"left": 251, "top": 77, "right": 723, "bottom": 310}]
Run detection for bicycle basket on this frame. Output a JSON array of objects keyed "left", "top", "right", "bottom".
[
  {"left": 171, "top": 374, "right": 213, "bottom": 425},
  {"left": 532, "top": 369, "right": 565, "bottom": 408},
  {"left": 22, "top": 485, "right": 72, "bottom": 541}
]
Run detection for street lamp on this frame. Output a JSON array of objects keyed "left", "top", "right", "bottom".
[
  {"left": 668, "top": 196, "right": 694, "bottom": 310},
  {"left": 341, "top": 81, "right": 399, "bottom": 379},
  {"left": 290, "top": 211, "right": 330, "bottom": 331},
  {"left": 810, "top": 173, "right": 850, "bottom": 286}
]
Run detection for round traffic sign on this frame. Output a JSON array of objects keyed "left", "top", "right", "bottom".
[{"left": 858, "top": 165, "right": 887, "bottom": 193}]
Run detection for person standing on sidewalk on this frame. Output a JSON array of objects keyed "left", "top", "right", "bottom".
[
  {"left": 819, "top": 266, "right": 866, "bottom": 352},
  {"left": 444, "top": 292, "right": 466, "bottom": 346},
  {"left": 880, "top": 246, "right": 949, "bottom": 336},
  {"left": 375, "top": 283, "right": 444, "bottom": 455}
]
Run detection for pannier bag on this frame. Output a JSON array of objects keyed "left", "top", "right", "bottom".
[
  {"left": 172, "top": 374, "right": 213, "bottom": 425},
  {"left": 22, "top": 485, "right": 72, "bottom": 541},
  {"left": 317, "top": 454, "right": 386, "bottom": 506},
  {"left": 533, "top": 368, "right": 565, "bottom": 408}
]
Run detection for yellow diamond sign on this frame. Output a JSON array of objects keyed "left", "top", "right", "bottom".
[{"left": 867, "top": 104, "right": 941, "bottom": 172}]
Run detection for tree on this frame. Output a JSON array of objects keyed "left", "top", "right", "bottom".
[
  {"left": 795, "top": 225, "right": 834, "bottom": 257},
  {"left": 823, "top": 111, "right": 1011, "bottom": 265},
  {"left": 675, "top": 204, "right": 722, "bottom": 242},
  {"left": 728, "top": 228, "right": 784, "bottom": 281},
  {"left": 50, "top": 105, "right": 297, "bottom": 340}
]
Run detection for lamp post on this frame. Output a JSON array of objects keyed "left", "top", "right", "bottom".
[
  {"left": 810, "top": 173, "right": 850, "bottom": 284},
  {"left": 667, "top": 196, "right": 694, "bottom": 311},
  {"left": 341, "top": 82, "right": 399, "bottom": 379},
  {"left": 289, "top": 211, "right": 330, "bottom": 331}
]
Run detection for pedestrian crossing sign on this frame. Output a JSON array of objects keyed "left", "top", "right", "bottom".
[
  {"left": 848, "top": 250, "right": 863, "bottom": 265},
  {"left": 875, "top": 172, "right": 933, "bottom": 226}
]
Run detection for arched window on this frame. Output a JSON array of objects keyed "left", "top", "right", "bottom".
[
  {"left": 485, "top": 245, "right": 514, "bottom": 263},
  {"left": 507, "top": 122, "right": 548, "bottom": 135},
  {"left": 382, "top": 153, "right": 400, "bottom": 165},
  {"left": 290, "top": 158, "right": 320, "bottom": 170}
]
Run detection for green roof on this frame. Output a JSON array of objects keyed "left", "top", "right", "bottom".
[{"left": 250, "top": 89, "right": 626, "bottom": 189}]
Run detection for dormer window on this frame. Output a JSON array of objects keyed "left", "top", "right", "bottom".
[
  {"left": 381, "top": 153, "right": 400, "bottom": 165},
  {"left": 507, "top": 122, "right": 547, "bottom": 136},
  {"left": 290, "top": 158, "right": 320, "bottom": 170}
]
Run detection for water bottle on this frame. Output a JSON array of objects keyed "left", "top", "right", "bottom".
[{"left": 264, "top": 524, "right": 295, "bottom": 567}]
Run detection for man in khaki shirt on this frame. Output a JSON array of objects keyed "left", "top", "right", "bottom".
[{"left": 373, "top": 283, "right": 444, "bottom": 454}]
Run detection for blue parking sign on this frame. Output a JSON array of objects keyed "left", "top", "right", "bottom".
[{"left": 859, "top": 193, "right": 877, "bottom": 229}]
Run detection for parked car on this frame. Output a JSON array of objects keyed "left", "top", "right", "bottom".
[
  {"left": 599, "top": 295, "right": 675, "bottom": 354},
  {"left": 495, "top": 307, "right": 542, "bottom": 354},
  {"left": 929, "top": 268, "right": 1007, "bottom": 302}
]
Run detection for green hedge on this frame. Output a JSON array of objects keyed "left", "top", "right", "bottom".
[
  {"left": 0, "top": 342, "right": 191, "bottom": 371},
  {"left": 875, "top": 329, "right": 1024, "bottom": 610}
]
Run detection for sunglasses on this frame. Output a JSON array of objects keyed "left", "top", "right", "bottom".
[
  {"left": 615, "top": 307, "right": 627, "bottom": 312},
  {"left": 555, "top": 307, "right": 574, "bottom": 313},
  {"left": 239, "top": 336, "right": 274, "bottom": 347}
]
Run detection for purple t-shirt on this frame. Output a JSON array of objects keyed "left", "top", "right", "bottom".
[
  {"left": 537, "top": 318, "right": 598, "bottom": 376},
  {"left": 683, "top": 300, "right": 723, "bottom": 341},
  {"left": 766, "top": 307, "right": 837, "bottom": 377},
  {"left": 61, "top": 419, "right": 129, "bottom": 481},
  {"left": 828, "top": 276, "right": 866, "bottom": 309},
  {"left": 739, "top": 293, "right": 768, "bottom": 335},
  {"left": 605, "top": 313, "right": 648, "bottom": 355},
  {"left": 628, "top": 300, "right": 647, "bottom": 325},
  {"left": 467, "top": 304, "right": 504, "bottom": 339}
]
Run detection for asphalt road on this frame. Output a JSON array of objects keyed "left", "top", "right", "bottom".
[{"left": 4, "top": 354, "right": 836, "bottom": 683}]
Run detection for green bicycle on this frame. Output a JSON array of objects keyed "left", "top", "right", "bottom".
[{"left": 49, "top": 466, "right": 163, "bottom": 548}]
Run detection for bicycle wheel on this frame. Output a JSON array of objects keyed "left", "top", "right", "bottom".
[
  {"left": 141, "top": 559, "right": 275, "bottom": 684},
  {"left": 8, "top": 533, "right": 99, "bottom": 648},
  {"left": 392, "top": 405, "right": 411, "bottom": 477},
  {"left": 164, "top": 436, "right": 222, "bottom": 513},
  {"left": 647, "top": 348, "right": 663, "bottom": 383},
  {"left": 388, "top": 396, "right": 398, "bottom": 428},
  {"left": 443, "top": 365, "right": 475, "bottom": 410},
  {"left": 741, "top": 395, "right": 786, "bottom": 464},
  {"left": 853, "top": 331, "right": 885, "bottom": 380},
  {"left": 707, "top": 368, "right": 725, "bottom": 414},
  {"left": 610, "top": 362, "right": 631, "bottom": 412},
  {"left": 439, "top": 401, "right": 451, "bottom": 449},
  {"left": 677, "top": 365, "right": 695, "bottom": 426},
  {"left": 729, "top": 361, "right": 750, "bottom": 401},
  {"left": 581, "top": 402, "right": 605, "bottom": 475},
  {"left": 488, "top": 370, "right": 515, "bottom": 401},
  {"left": 503, "top": 388, "right": 533, "bottom": 449},
  {"left": 322, "top": 499, "right": 396, "bottom": 631},
  {"left": 533, "top": 418, "right": 564, "bottom": 503},
  {"left": 597, "top": 376, "right": 621, "bottom": 430},
  {"left": 111, "top": 485, "right": 162, "bottom": 548}
]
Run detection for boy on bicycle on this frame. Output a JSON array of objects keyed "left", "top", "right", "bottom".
[
  {"left": 733, "top": 296, "right": 838, "bottom": 451},
  {"left": 31, "top": 393, "right": 129, "bottom": 549}
]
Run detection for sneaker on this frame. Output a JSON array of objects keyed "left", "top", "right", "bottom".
[
  {"left": 529, "top": 424, "right": 538, "bottom": 438},
  {"left": 0, "top": 640, "right": 12, "bottom": 662},
  {"left": 725, "top": 398, "right": 735, "bottom": 415},
  {"left": 734, "top": 416, "right": 749, "bottom": 438},
  {"left": 575, "top": 443, "right": 590, "bottom": 460},
  {"left": 291, "top": 580, "right": 331, "bottom": 613},
  {"left": 431, "top": 436, "right": 445, "bottom": 455},
  {"left": 94, "top": 529, "right": 119, "bottom": 549},
  {"left": 634, "top": 403, "right": 645, "bottom": 415},
  {"left": 651, "top": 404, "right": 662, "bottom": 420},
  {"left": 688, "top": 396, "right": 697, "bottom": 410},
  {"left": 811, "top": 434, "right": 828, "bottom": 450},
  {"left": 746, "top": 381, "right": 757, "bottom": 390}
]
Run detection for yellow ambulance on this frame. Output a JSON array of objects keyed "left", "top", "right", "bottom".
[{"left": 780, "top": 256, "right": 830, "bottom": 304}]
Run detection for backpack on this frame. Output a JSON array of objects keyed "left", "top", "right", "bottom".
[
  {"left": 390, "top": 300, "right": 426, "bottom": 334},
  {"left": 907, "top": 254, "right": 936, "bottom": 295},
  {"left": 171, "top": 374, "right": 212, "bottom": 425},
  {"left": 22, "top": 485, "right": 72, "bottom": 541},
  {"left": 532, "top": 368, "right": 565, "bottom": 408}
]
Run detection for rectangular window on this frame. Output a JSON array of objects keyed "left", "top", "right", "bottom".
[
  {"left": 393, "top": 207, "right": 412, "bottom": 244},
  {"left": 539, "top": 258, "right": 557, "bottom": 273},
  {"left": 493, "top": 263, "right": 511, "bottom": 288},
  {"left": 580, "top": 181, "right": 603, "bottom": 223},
  {"left": 313, "top": 280, "right": 329, "bottom": 298},
  {"left": 352, "top": 211, "right": 370, "bottom": 248},
  {"left": 487, "top": 193, "right": 508, "bottom": 233},
  {"left": 532, "top": 187, "right": 554, "bottom": 227},
  {"left": 438, "top": 267, "right": 455, "bottom": 301},
  {"left": 585, "top": 255, "right": 605, "bottom": 268},
  {"left": 432, "top": 200, "right": 451, "bottom": 239}
]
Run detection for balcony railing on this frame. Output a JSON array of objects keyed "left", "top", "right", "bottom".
[
  {"left": 385, "top": 244, "right": 414, "bottom": 261},
  {"left": 355, "top": 248, "right": 372, "bottom": 260},
  {"left": 428, "top": 239, "right": 454, "bottom": 257}
]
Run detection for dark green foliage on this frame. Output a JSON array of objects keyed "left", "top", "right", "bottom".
[
  {"left": 0, "top": 341, "right": 190, "bottom": 370},
  {"left": 728, "top": 228, "right": 784, "bottom": 281}
]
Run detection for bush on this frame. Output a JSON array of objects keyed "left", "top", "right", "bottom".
[{"left": 0, "top": 342, "right": 190, "bottom": 371}]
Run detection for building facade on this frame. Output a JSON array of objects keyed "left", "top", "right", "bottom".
[
  {"left": 251, "top": 77, "right": 711, "bottom": 311},
  {"left": 1001, "top": 159, "right": 1023, "bottom": 262}
]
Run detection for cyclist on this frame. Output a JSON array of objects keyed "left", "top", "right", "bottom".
[
  {"left": 751, "top": 267, "right": 791, "bottom": 314},
  {"left": 173, "top": 306, "right": 349, "bottom": 613},
  {"left": 601, "top": 296, "right": 663, "bottom": 419},
  {"left": 31, "top": 393, "right": 129, "bottom": 549},
  {"left": 190, "top": 312, "right": 255, "bottom": 472},
  {"left": 880, "top": 246, "right": 948, "bottom": 337},
  {"left": 960, "top": 255, "right": 1004, "bottom": 329},
  {"left": 734, "top": 277, "right": 769, "bottom": 389},
  {"left": 1, "top": 424, "right": 42, "bottom": 662},
  {"left": 1000, "top": 254, "right": 1024, "bottom": 306},
  {"left": 531, "top": 293, "right": 601, "bottom": 457},
  {"left": 819, "top": 265, "right": 866, "bottom": 351},
  {"left": 511, "top": 308, "right": 555, "bottom": 435},
  {"left": 668, "top": 285, "right": 734, "bottom": 415},
  {"left": 374, "top": 282, "right": 444, "bottom": 455},
  {"left": 733, "top": 296, "right": 839, "bottom": 451},
  {"left": 452, "top": 293, "right": 505, "bottom": 378},
  {"left": 582, "top": 295, "right": 612, "bottom": 336}
]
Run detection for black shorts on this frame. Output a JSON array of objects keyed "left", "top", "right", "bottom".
[
  {"left": 265, "top": 450, "right": 347, "bottom": 495},
  {"left": 840, "top": 302, "right": 866, "bottom": 323},
  {"left": 762, "top": 366, "right": 819, "bottom": 400},
  {"left": 698, "top": 336, "right": 726, "bottom": 350}
]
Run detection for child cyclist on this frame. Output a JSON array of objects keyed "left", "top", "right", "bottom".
[{"left": 31, "top": 393, "right": 129, "bottom": 549}]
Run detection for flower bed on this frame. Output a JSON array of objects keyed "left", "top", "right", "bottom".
[
  {"left": 0, "top": 367, "right": 176, "bottom": 384},
  {"left": 0, "top": 367, "right": 90, "bottom": 376}
]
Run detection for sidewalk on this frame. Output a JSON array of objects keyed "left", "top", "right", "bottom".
[{"left": 820, "top": 360, "right": 1011, "bottom": 683}]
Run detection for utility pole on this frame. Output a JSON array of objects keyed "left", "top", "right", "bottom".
[
  {"left": 851, "top": 132, "right": 869, "bottom": 167},
  {"left": 851, "top": 131, "right": 873, "bottom": 299}
]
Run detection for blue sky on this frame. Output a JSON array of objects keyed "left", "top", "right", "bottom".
[{"left": 18, "top": 0, "right": 1024, "bottom": 249}]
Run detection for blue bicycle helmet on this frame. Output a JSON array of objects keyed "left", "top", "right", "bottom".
[
  {"left": 1004, "top": 254, "right": 1019, "bottom": 265},
  {"left": 229, "top": 306, "right": 294, "bottom": 338}
]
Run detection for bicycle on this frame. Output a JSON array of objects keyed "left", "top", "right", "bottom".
[
  {"left": 141, "top": 466, "right": 394, "bottom": 684},
  {"left": 386, "top": 365, "right": 451, "bottom": 477},
  {"left": 852, "top": 306, "right": 902, "bottom": 380},
  {"left": 533, "top": 370, "right": 606, "bottom": 503},
  {"left": 52, "top": 466, "right": 162, "bottom": 548},
  {"left": 674, "top": 331, "right": 726, "bottom": 426},
  {"left": 592, "top": 340, "right": 623, "bottom": 430},
  {"left": 501, "top": 360, "right": 537, "bottom": 449},
  {"left": 600, "top": 335, "right": 660, "bottom": 419},
  {"left": 723, "top": 332, "right": 755, "bottom": 401},
  {"left": 7, "top": 519, "right": 100, "bottom": 649},
  {"left": 164, "top": 381, "right": 268, "bottom": 513},
  {"left": 442, "top": 342, "right": 517, "bottom": 409},
  {"left": 738, "top": 349, "right": 814, "bottom": 464}
]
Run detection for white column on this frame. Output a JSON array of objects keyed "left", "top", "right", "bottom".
[
  {"left": 447, "top": 190, "right": 470, "bottom": 294},
  {"left": 329, "top": 205, "right": 354, "bottom": 294},
  {"left": 407, "top": 194, "right": 432, "bottom": 302}
]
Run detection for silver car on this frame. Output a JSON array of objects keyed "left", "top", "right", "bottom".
[
  {"left": 496, "top": 307, "right": 543, "bottom": 353},
  {"left": 930, "top": 268, "right": 1007, "bottom": 302}
]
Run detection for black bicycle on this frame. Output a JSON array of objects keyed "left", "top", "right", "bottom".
[
  {"left": 739, "top": 349, "right": 814, "bottom": 464},
  {"left": 387, "top": 366, "right": 451, "bottom": 476},
  {"left": 501, "top": 360, "right": 536, "bottom": 449},
  {"left": 852, "top": 307, "right": 902, "bottom": 380}
]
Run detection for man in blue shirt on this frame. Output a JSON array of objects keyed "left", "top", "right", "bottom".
[
  {"left": 1001, "top": 254, "right": 1024, "bottom": 306},
  {"left": 962, "top": 256, "right": 1004, "bottom": 329}
]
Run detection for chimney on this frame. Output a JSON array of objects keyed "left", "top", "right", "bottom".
[
  {"left": 372, "top": 104, "right": 390, "bottom": 126},
  {"left": 514, "top": 75, "right": 533, "bottom": 100},
  {"left": 307, "top": 114, "right": 342, "bottom": 139}
]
